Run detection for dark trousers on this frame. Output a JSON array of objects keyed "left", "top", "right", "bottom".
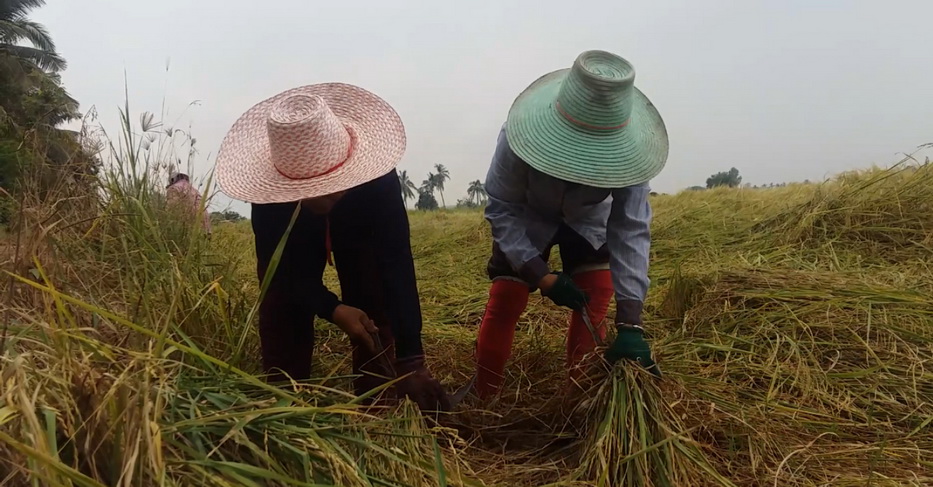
[
  {"left": 252, "top": 204, "right": 395, "bottom": 394},
  {"left": 252, "top": 203, "right": 323, "bottom": 384},
  {"left": 487, "top": 224, "right": 610, "bottom": 285}
]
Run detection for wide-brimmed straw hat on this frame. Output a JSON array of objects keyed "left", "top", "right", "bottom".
[
  {"left": 215, "top": 83, "right": 406, "bottom": 204},
  {"left": 505, "top": 50, "right": 669, "bottom": 188}
]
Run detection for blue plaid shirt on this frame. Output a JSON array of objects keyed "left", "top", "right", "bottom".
[{"left": 483, "top": 125, "right": 652, "bottom": 324}]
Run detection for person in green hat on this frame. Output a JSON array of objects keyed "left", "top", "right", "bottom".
[{"left": 470, "top": 50, "right": 668, "bottom": 399}]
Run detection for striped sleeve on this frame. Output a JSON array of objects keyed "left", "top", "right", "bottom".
[{"left": 607, "top": 183, "right": 652, "bottom": 324}]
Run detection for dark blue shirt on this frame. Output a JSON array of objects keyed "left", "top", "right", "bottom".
[{"left": 251, "top": 169, "right": 425, "bottom": 359}]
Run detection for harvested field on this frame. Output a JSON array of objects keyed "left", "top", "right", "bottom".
[{"left": 2, "top": 156, "right": 932, "bottom": 486}]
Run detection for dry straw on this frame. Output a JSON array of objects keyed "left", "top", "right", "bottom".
[{"left": 2, "top": 103, "right": 932, "bottom": 486}]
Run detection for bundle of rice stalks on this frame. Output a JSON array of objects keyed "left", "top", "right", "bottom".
[{"left": 563, "top": 362, "right": 735, "bottom": 487}]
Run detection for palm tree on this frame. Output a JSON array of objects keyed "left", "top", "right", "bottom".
[
  {"left": 398, "top": 170, "right": 416, "bottom": 207},
  {"left": 421, "top": 173, "right": 435, "bottom": 195},
  {"left": 433, "top": 164, "right": 450, "bottom": 208},
  {"left": 0, "top": 0, "right": 67, "bottom": 73},
  {"left": 467, "top": 179, "right": 487, "bottom": 205},
  {"left": 416, "top": 175, "right": 439, "bottom": 210}
]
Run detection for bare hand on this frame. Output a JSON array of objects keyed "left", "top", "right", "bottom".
[
  {"left": 332, "top": 305, "right": 379, "bottom": 354},
  {"left": 538, "top": 273, "right": 558, "bottom": 293}
]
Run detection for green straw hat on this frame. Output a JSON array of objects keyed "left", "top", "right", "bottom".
[{"left": 505, "top": 50, "right": 669, "bottom": 188}]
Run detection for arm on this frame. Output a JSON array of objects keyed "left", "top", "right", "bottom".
[
  {"left": 369, "top": 171, "right": 450, "bottom": 410},
  {"left": 200, "top": 196, "right": 212, "bottom": 234},
  {"left": 369, "top": 171, "right": 425, "bottom": 359},
  {"left": 607, "top": 183, "right": 652, "bottom": 325},
  {"left": 484, "top": 126, "right": 551, "bottom": 286},
  {"left": 193, "top": 190, "right": 212, "bottom": 234},
  {"left": 252, "top": 202, "right": 340, "bottom": 325},
  {"left": 315, "top": 282, "right": 341, "bottom": 323}
]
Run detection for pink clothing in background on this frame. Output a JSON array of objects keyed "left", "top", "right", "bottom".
[{"left": 167, "top": 178, "right": 212, "bottom": 234}]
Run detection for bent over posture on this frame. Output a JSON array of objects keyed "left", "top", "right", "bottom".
[
  {"left": 215, "top": 82, "right": 449, "bottom": 411},
  {"left": 471, "top": 50, "right": 670, "bottom": 398}
]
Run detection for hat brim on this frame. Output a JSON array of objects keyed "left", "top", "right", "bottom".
[
  {"left": 505, "top": 69, "right": 669, "bottom": 188},
  {"left": 216, "top": 83, "right": 406, "bottom": 204}
]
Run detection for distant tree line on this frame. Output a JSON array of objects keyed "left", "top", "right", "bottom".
[
  {"left": 400, "top": 164, "right": 817, "bottom": 204},
  {"left": 397, "top": 165, "right": 487, "bottom": 211},
  {"left": 687, "top": 167, "right": 812, "bottom": 192},
  {"left": 456, "top": 180, "right": 487, "bottom": 208},
  {"left": 210, "top": 209, "right": 246, "bottom": 223},
  {"left": 706, "top": 167, "right": 742, "bottom": 188}
]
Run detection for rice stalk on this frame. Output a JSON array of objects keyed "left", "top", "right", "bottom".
[{"left": 565, "top": 362, "right": 735, "bottom": 487}]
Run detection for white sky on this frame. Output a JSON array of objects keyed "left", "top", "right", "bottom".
[{"left": 34, "top": 0, "right": 933, "bottom": 217}]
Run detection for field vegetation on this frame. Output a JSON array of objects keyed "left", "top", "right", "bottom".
[
  {"left": 2, "top": 4, "right": 931, "bottom": 484},
  {"left": 1, "top": 106, "right": 931, "bottom": 485}
]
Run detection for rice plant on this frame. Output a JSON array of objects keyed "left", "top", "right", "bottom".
[{"left": 2, "top": 101, "right": 931, "bottom": 486}]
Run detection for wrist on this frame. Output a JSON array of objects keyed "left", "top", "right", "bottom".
[
  {"left": 395, "top": 354, "right": 425, "bottom": 373},
  {"left": 329, "top": 303, "right": 348, "bottom": 320},
  {"left": 614, "top": 299, "right": 644, "bottom": 326},
  {"left": 519, "top": 257, "right": 551, "bottom": 289},
  {"left": 537, "top": 273, "right": 559, "bottom": 294}
]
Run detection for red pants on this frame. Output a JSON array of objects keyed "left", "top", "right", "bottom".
[{"left": 474, "top": 225, "right": 614, "bottom": 398}]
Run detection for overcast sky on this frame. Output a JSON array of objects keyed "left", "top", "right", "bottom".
[{"left": 34, "top": 0, "right": 933, "bottom": 216}]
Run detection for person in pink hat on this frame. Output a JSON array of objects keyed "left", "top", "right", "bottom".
[
  {"left": 215, "top": 83, "right": 450, "bottom": 412},
  {"left": 166, "top": 172, "right": 212, "bottom": 236}
]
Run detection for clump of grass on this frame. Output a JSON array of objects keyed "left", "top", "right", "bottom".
[
  {"left": 665, "top": 268, "right": 933, "bottom": 485},
  {"left": 0, "top": 305, "right": 482, "bottom": 486},
  {"left": 568, "top": 362, "right": 735, "bottom": 487},
  {"left": 757, "top": 154, "right": 933, "bottom": 264}
]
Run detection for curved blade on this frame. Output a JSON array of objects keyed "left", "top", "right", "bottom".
[
  {"left": 581, "top": 307, "right": 603, "bottom": 346},
  {"left": 448, "top": 373, "right": 476, "bottom": 408}
]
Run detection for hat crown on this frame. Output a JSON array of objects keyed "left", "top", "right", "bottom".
[
  {"left": 555, "top": 50, "right": 635, "bottom": 131},
  {"left": 267, "top": 94, "right": 352, "bottom": 180}
]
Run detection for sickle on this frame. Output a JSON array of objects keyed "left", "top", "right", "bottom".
[{"left": 447, "top": 373, "right": 476, "bottom": 408}]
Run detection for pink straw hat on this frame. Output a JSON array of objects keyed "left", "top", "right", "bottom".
[{"left": 215, "top": 83, "right": 406, "bottom": 204}]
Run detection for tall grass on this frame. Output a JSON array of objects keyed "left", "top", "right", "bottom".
[
  {"left": 0, "top": 107, "right": 480, "bottom": 486},
  {"left": 2, "top": 101, "right": 932, "bottom": 486}
]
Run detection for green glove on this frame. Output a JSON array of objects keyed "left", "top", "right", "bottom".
[
  {"left": 542, "top": 272, "right": 588, "bottom": 310},
  {"left": 605, "top": 324, "right": 662, "bottom": 378}
]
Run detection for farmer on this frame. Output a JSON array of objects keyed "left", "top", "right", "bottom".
[
  {"left": 471, "top": 50, "right": 668, "bottom": 398},
  {"left": 166, "top": 172, "right": 212, "bottom": 235},
  {"left": 214, "top": 83, "right": 450, "bottom": 412}
]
